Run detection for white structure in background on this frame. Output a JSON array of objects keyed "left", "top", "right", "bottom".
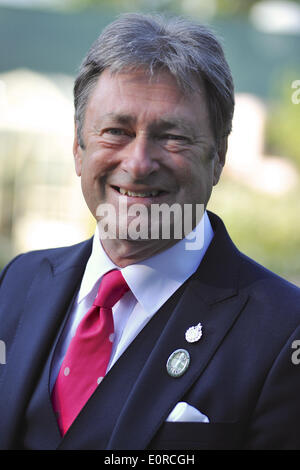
[
  {"left": 226, "top": 93, "right": 298, "bottom": 194},
  {"left": 228, "top": 1, "right": 300, "bottom": 194},
  {"left": 0, "top": 69, "right": 92, "bottom": 258},
  {"left": 250, "top": 1, "right": 300, "bottom": 35}
]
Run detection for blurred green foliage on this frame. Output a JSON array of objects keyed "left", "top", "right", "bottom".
[
  {"left": 216, "top": 0, "right": 265, "bottom": 16},
  {"left": 208, "top": 174, "right": 300, "bottom": 286},
  {"left": 64, "top": 0, "right": 300, "bottom": 15},
  {"left": 265, "top": 71, "right": 300, "bottom": 170},
  {"left": 216, "top": 0, "right": 300, "bottom": 17}
]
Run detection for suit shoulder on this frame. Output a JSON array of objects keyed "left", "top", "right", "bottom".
[
  {"left": 239, "top": 250, "right": 299, "bottom": 291},
  {"left": 0, "top": 239, "right": 92, "bottom": 281},
  {"left": 237, "top": 250, "right": 300, "bottom": 320}
]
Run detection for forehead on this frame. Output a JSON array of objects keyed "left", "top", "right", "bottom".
[{"left": 84, "top": 68, "right": 211, "bottom": 132}]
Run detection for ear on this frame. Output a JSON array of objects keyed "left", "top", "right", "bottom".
[
  {"left": 213, "top": 137, "right": 227, "bottom": 186},
  {"left": 73, "top": 122, "right": 84, "bottom": 177}
]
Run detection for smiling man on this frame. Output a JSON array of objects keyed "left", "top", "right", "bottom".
[
  {"left": 74, "top": 67, "right": 223, "bottom": 265},
  {"left": 0, "top": 13, "right": 299, "bottom": 450}
]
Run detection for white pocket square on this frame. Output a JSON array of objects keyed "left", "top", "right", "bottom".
[{"left": 166, "top": 402, "right": 210, "bottom": 423}]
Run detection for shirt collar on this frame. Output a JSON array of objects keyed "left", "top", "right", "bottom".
[{"left": 78, "top": 211, "right": 214, "bottom": 314}]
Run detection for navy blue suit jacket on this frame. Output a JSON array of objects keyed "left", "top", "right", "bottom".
[{"left": 0, "top": 212, "right": 299, "bottom": 449}]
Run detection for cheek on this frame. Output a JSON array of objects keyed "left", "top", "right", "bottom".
[
  {"left": 81, "top": 149, "right": 113, "bottom": 179},
  {"left": 177, "top": 159, "right": 215, "bottom": 203},
  {"left": 168, "top": 153, "right": 195, "bottom": 182},
  {"left": 172, "top": 155, "right": 209, "bottom": 187},
  {"left": 80, "top": 152, "right": 108, "bottom": 200}
]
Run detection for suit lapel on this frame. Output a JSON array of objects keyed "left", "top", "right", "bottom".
[
  {"left": 107, "top": 283, "right": 248, "bottom": 449},
  {"left": 0, "top": 239, "right": 92, "bottom": 448},
  {"left": 106, "top": 212, "right": 249, "bottom": 449}
]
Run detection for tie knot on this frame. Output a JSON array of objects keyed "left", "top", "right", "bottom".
[{"left": 94, "top": 270, "right": 129, "bottom": 308}]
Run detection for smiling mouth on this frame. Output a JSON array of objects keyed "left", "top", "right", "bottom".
[{"left": 111, "top": 186, "right": 167, "bottom": 198}]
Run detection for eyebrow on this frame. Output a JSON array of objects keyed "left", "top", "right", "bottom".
[
  {"left": 99, "top": 113, "right": 136, "bottom": 126},
  {"left": 154, "top": 117, "right": 196, "bottom": 138}
]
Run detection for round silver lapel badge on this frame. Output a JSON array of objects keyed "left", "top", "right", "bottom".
[{"left": 166, "top": 349, "right": 190, "bottom": 378}]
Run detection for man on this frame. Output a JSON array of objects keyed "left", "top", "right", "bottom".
[{"left": 0, "top": 13, "right": 299, "bottom": 450}]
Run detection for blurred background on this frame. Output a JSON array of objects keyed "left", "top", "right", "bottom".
[{"left": 0, "top": 0, "right": 299, "bottom": 285}]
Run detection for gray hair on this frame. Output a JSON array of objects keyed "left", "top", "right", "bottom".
[{"left": 74, "top": 12, "right": 234, "bottom": 148}]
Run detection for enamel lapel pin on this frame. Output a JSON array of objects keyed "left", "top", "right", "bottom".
[{"left": 185, "top": 322, "right": 203, "bottom": 343}]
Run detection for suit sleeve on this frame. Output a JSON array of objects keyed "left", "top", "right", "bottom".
[{"left": 244, "top": 323, "right": 300, "bottom": 449}]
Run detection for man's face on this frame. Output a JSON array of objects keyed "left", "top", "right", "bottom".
[{"left": 74, "top": 68, "right": 225, "bottom": 250}]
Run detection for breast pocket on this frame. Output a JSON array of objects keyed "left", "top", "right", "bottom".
[{"left": 148, "top": 422, "right": 245, "bottom": 450}]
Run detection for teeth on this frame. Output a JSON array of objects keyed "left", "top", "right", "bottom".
[{"left": 119, "top": 188, "right": 159, "bottom": 197}]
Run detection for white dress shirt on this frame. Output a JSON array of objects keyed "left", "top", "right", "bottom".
[{"left": 50, "top": 211, "right": 214, "bottom": 392}]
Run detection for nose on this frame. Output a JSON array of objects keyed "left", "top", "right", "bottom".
[{"left": 120, "top": 135, "right": 159, "bottom": 179}]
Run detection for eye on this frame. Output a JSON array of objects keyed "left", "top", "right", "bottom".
[
  {"left": 162, "top": 134, "right": 190, "bottom": 143},
  {"left": 104, "top": 128, "right": 127, "bottom": 136},
  {"left": 164, "top": 134, "right": 180, "bottom": 139}
]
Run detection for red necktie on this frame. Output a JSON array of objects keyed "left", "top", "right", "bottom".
[{"left": 51, "top": 269, "right": 129, "bottom": 436}]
